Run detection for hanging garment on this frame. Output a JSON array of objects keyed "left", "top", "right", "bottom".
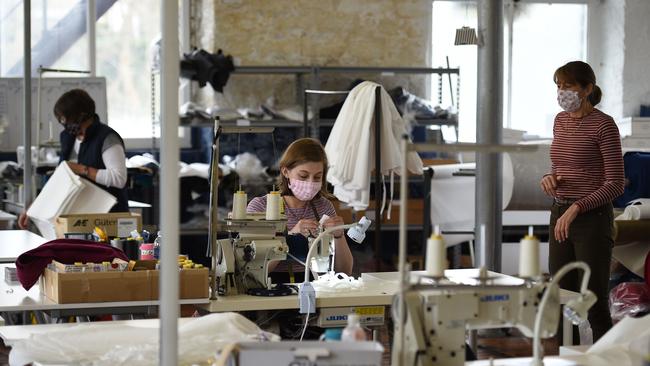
[
  {"left": 180, "top": 48, "right": 235, "bottom": 92},
  {"left": 325, "top": 81, "right": 423, "bottom": 211}
]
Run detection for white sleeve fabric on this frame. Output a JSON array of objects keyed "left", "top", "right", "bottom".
[{"left": 95, "top": 144, "right": 127, "bottom": 188}]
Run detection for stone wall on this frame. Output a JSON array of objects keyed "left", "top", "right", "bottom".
[{"left": 192, "top": 0, "right": 432, "bottom": 110}]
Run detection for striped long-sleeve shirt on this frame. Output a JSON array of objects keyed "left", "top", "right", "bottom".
[
  {"left": 247, "top": 195, "right": 336, "bottom": 272},
  {"left": 550, "top": 108, "right": 625, "bottom": 212}
]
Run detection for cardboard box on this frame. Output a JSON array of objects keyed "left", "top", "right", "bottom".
[
  {"left": 55, "top": 212, "right": 142, "bottom": 238},
  {"left": 41, "top": 267, "right": 209, "bottom": 303},
  {"left": 334, "top": 199, "right": 424, "bottom": 226}
]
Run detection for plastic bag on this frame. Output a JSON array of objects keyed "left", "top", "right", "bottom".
[{"left": 609, "top": 282, "right": 650, "bottom": 322}]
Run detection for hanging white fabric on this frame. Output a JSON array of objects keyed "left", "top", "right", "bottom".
[{"left": 325, "top": 81, "right": 423, "bottom": 211}]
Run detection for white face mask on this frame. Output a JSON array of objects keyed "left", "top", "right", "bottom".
[{"left": 557, "top": 89, "right": 582, "bottom": 112}]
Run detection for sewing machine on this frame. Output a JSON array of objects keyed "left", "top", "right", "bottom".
[
  {"left": 214, "top": 213, "right": 290, "bottom": 296},
  {"left": 392, "top": 263, "right": 595, "bottom": 366}
]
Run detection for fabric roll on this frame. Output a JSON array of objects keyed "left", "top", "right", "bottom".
[{"left": 616, "top": 199, "right": 650, "bottom": 221}]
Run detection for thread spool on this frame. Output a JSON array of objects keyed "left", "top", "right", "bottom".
[
  {"left": 266, "top": 191, "right": 281, "bottom": 220},
  {"left": 519, "top": 227, "right": 540, "bottom": 278},
  {"left": 232, "top": 190, "right": 247, "bottom": 220},
  {"left": 425, "top": 232, "right": 446, "bottom": 277}
]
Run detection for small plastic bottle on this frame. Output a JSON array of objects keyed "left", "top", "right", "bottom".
[
  {"left": 341, "top": 314, "right": 366, "bottom": 341},
  {"left": 153, "top": 231, "right": 162, "bottom": 260}
]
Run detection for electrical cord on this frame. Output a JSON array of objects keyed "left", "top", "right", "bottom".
[
  {"left": 287, "top": 252, "right": 306, "bottom": 267},
  {"left": 299, "top": 295, "right": 310, "bottom": 342}
]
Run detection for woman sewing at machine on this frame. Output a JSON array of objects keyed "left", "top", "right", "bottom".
[
  {"left": 540, "top": 61, "right": 624, "bottom": 341},
  {"left": 247, "top": 138, "right": 354, "bottom": 282}
]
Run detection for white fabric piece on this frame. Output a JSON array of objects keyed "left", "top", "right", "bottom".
[
  {"left": 612, "top": 241, "right": 650, "bottom": 277},
  {"left": 584, "top": 313, "right": 650, "bottom": 366},
  {"left": 615, "top": 199, "right": 650, "bottom": 221},
  {"left": 26, "top": 162, "right": 117, "bottom": 239},
  {"left": 227, "top": 152, "right": 269, "bottom": 184},
  {"left": 179, "top": 162, "right": 210, "bottom": 179},
  {"left": 126, "top": 153, "right": 159, "bottom": 168},
  {"left": 325, "top": 81, "right": 423, "bottom": 211},
  {"left": 9, "top": 313, "right": 278, "bottom": 366},
  {"left": 311, "top": 272, "right": 364, "bottom": 293},
  {"left": 95, "top": 144, "right": 127, "bottom": 188}
]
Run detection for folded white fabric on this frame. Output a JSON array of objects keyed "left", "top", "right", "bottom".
[{"left": 325, "top": 81, "right": 423, "bottom": 211}]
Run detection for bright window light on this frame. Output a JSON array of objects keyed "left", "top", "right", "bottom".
[
  {"left": 96, "top": 1, "right": 160, "bottom": 140},
  {"left": 432, "top": 1, "right": 587, "bottom": 141}
]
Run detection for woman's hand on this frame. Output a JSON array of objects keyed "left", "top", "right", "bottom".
[
  {"left": 289, "top": 218, "right": 319, "bottom": 238},
  {"left": 66, "top": 161, "right": 96, "bottom": 180},
  {"left": 18, "top": 211, "right": 29, "bottom": 229},
  {"left": 554, "top": 204, "right": 580, "bottom": 242},
  {"left": 540, "top": 174, "right": 563, "bottom": 197},
  {"left": 66, "top": 161, "right": 83, "bottom": 174},
  {"left": 323, "top": 216, "right": 345, "bottom": 238}
]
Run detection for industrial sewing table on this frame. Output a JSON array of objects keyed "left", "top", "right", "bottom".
[
  {"left": 197, "top": 269, "right": 579, "bottom": 346},
  {"left": 0, "top": 230, "right": 48, "bottom": 263},
  {"left": 0, "top": 269, "right": 582, "bottom": 363},
  {"left": 0, "top": 264, "right": 209, "bottom": 323}
]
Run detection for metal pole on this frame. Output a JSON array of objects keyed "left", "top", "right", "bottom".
[
  {"left": 209, "top": 119, "right": 220, "bottom": 300},
  {"left": 475, "top": 0, "right": 504, "bottom": 271},
  {"left": 396, "top": 134, "right": 409, "bottom": 366},
  {"left": 86, "top": 0, "right": 96, "bottom": 76},
  {"left": 303, "top": 89, "right": 309, "bottom": 138},
  {"left": 422, "top": 167, "right": 433, "bottom": 257},
  {"left": 373, "top": 86, "right": 382, "bottom": 271},
  {"left": 23, "top": 0, "right": 33, "bottom": 208},
  {"left": 506, "top": 0, "right": 514, "bottom": 129},
  {"left": 159, "top": 0, "right": 179, "bottom": 364}
]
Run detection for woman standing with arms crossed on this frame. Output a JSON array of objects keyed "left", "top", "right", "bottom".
[{"left": 540, "top": 61, "right": 624, "bottom": 341}]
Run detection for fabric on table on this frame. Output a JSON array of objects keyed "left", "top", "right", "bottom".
[{"left": 15, "top": 239, "right": 129, "bottom": 290}]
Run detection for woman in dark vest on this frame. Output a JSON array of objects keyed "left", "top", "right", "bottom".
[{"left": 18, "top": 89, "right": 128, "bottom": 228}]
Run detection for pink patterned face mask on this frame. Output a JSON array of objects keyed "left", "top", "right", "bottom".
[
  {"left": 557, "top": 89, "right": 582, "bottom": 112},
  {"left": 288, "top": 179, "right": 322, "bottom": 201}
]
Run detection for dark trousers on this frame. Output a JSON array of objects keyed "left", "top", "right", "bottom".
[{"left": 549, "top": 202, "right": 614, "bottom": 342}]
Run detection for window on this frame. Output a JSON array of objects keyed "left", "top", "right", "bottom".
[
  {"left": 509, "top": 3, "right": 587, "bottom": 138},
  {"left": 431, "top": 1, "right": 477, "bottom": 142},
  {"left": 431, "top": 1, "right": 587, "bottom": 141},
  {"left": 96, "top": 1, "right": 160, "bottom": 141},
  {"left": 1, "top": 0, "right": 87, "bottom": 76},
  {"left": 1, "top": 1, "right": 190, "bottom": 148}
]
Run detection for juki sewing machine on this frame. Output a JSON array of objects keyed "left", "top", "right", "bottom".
[
  {"left": 393, "top": 270, "right": 560, "bottom": 366},
  {"left": 214, "top": 213, "right": 290, "bottom": 296}
]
